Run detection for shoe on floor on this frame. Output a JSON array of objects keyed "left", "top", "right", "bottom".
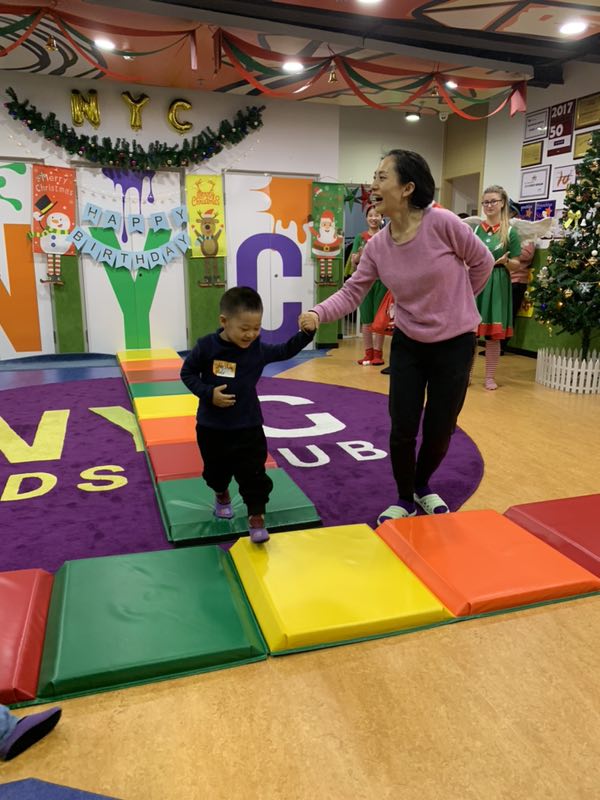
[
  {"left": 358, "top": 348, "right": 374, "bottom": 366},
  {"left": 380, "top": 366, "right": 391, "bottom": 375},
  {"left": 0, "top": 707, "right": 62, "bottom": 761},
  {"left": 413, "top": 491, "right": 449, "bottom": 515},
  {"left": 484, "top": 379, "right": 498, "bottom": 391},
  {"left": 370, "top": 349, "right": 385, "bottom": 366},
  {"left": 376, "top": 504, "right": 417, "bottom": 525},
  {"left": 248, "top": 514, "right": 270, "bottom": 543}
]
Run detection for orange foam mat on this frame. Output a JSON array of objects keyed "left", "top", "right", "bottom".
[
  {"left": 126, "top": 366, "right": 185, "bottom": 384},
  {"left": 377, "top": 510, "right": 600, "bottom": 617},
  {"left": 139, "top": 416, "right": 197, "bottom": 447},
  {"left": 120, "top": 358, "right": 182, "bottom": 374},
  {"left": 148, "top": 441, "right": 203, "bottom": 481}
]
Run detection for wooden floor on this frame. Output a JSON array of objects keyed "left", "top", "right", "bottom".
[{"left": 2, "top": 340, "right": 599, "bottom": 799}]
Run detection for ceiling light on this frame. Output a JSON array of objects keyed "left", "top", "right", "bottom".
[
  {"left": 282, "top": 60, "right": 304, "bottom": 74},
  {"left": 445, "top": 80, "right": 458, "bottom": 89},
  {"left": 94, "top": 37, "right": 116, "bottom": 51},
  {"left": 559, "top": 20, "right": 588, "bottom": 35},
  {"left": 357, "top": 0, "right": 383, "bottom": 4},
  {"left": 405, "top": 111, "right": 421, "bottom": 122}
]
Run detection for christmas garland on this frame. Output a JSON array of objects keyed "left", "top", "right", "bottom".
[{"left": 4, "top": 88, "right": 265, "bottom": 171}]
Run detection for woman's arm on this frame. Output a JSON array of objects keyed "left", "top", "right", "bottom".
[{"left": 311, "top": 242, "right": 379, "bottom": 323}]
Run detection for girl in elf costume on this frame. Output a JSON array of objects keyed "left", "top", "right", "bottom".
[
  {"left": 474, "top": 185, "right": 521, "bottom": 390},
  {"left": 347, "top": 205, "right": 387, "bottom": 365}
]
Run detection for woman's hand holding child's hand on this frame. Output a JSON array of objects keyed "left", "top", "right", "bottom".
[
  {"left": 298, "top": 311, "right": 319, "bottom": 334},
  {"left": 213, "top": 384, "right": 236, "bottom": 407}
]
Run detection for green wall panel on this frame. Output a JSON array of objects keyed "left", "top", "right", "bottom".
[
  {"left": 53, "top": 255, "right": 85, "bottom": 353},
  {"left": 185, "top": 256, "right": 224, "bottom": 346}
]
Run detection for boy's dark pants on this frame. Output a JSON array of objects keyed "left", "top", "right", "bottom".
[{"left": 196, "top": 425, "right": 273, "bottom": 516}]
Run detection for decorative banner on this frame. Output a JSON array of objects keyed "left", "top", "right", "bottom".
[
  {"left": 186, "top": 174, "right": 226, "bottom": 259},
  {"left": 30, "top": 165, "right": 76, "bottom": 256},
  {"left": 547, "top": 99, "right": 575, "bottom": 157},
  {"left": 309, "top": 182, "right": 345, "bottom": 285}
]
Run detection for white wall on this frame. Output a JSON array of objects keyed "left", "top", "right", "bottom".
[
  {"left": 338, "top": 106, "right": 444, "bottom": 187},
  {"left": 1, "top": 73, "right": 340, "bottom": 179},
  {"left": 483, "top": 61, "right": 600, "bottom": 203}
]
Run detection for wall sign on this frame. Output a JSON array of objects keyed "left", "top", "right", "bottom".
[
  {"left": 523, "top": 108, "right": 549, "bottom": 142},
  {"left": 547, "top": 100, "right": 575, "bottom": 157},
  {"left": 520, "top": 165, "right": 551, "bottom": 201}
]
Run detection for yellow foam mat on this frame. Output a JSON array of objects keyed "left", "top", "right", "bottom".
[
  {"left": 133, "top": 394, "right": 198, "bottom": 420},
  {"left": 117, "top": 348, "right": 179, "bottom": 363},
  {"left": 231, "top": 524, "right": 454, "bottom": 652}
]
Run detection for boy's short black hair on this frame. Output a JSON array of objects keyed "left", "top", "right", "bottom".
[{"left": 219, "top": 286, "right": 263, "bottom": 316}]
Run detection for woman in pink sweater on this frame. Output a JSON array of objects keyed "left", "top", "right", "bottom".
[{"left": 299, "top": 150, "right": 493, "bottom": 522}]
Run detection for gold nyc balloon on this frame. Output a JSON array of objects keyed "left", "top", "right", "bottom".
[
  {"left": 121, "top": 92, "right": 150, "bottom": 132},
  {"left": 168, "top": 99, "right": 193, "bottom": 134},
  {"left": 70, "top": 90, "right": 101, "bottom": 128}
]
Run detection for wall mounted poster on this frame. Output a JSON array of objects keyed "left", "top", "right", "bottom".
[
  {"left": 575, "top": 92, "right": 600, "bottom": 130},
  {"left": 547, "top": 100, "right": 575, "bottom": 157},
  {"left": 551, "top": 164, "right": 577, "bottom": 192},
  {"left": 574, "top": 130, "right": 595, "bottom": 159},
  {"left": 520, "top": 165, "right": 551, "bottom": 201},
  {"left": 535, "top": 200, "right": 556, "bottom": 220},
  {"left": 521, "top": 141, "right": 543, "bottom": 167},
  {"left": 523, "top": 108, "right": 548, "bottom": 142}
]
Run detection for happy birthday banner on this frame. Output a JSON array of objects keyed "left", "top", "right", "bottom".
[{"left": 67, "top": 202, "right": 190, "bottom": 269}]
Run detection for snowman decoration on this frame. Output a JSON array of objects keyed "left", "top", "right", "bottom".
[{"left": 29, "top": 194, "right": 73, "bottom": 285}]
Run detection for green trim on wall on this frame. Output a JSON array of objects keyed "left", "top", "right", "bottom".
[
  {"left": 185, "top": 256, "right": 225, "bottom": 346},
  {"left": 90, "top": 227, "right": 172, "bottom": 349},
  {"left": 53, "top": 255, "right": 85, "bottom": 353}
]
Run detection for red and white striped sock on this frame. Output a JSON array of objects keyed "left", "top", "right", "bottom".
[{"left": 485, "top": 340, "right": 501, "bottom": 389}]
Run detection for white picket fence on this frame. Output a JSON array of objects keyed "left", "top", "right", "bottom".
[{"left": 536, "top": 348, "right": 600, "bottom": 394}]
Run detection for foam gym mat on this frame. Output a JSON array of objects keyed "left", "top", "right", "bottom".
[
  {"left": 128, "top": 380, "right": 191, "bottom": 398},
  {"left": 505, "top": 494, "right": 600, "bottom": 577},
  {"left": 376, "top": 510, "right": 600, "bottom": 616},
  {"left": 138, "top": 416, "right": 197, "bottom": 446},
  {"left": 0, "top": 569, "right": 54, "bottom": 704},
  {"left": 116, "top": 347, "right": 180, "bottom": 363},
  {"left": 231, "top": 524, "right": 454, "bottom": 653},
  {"left": 36, "top": 548, "right": 267, "bottom": 700},
  {"left": 133, "top": 393, "right": 199, "bottom": 420},
  {"left": 156, "top": 467, "right": 320, "bottom": 543}
]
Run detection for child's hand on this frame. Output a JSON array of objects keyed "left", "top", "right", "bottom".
[
  {"left": 213, "top": 384, "right": 236, "bottom": 408},
  {"left": 299, "top": 311, "right": 319, "bottom": 333}
]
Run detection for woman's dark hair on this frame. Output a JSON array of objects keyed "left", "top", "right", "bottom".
[
  {"left": 384, "top": 149, "right": 436, "bottom": 209},
  {"left": 220, "top": 286, "right": 263, "bottom": 316}
]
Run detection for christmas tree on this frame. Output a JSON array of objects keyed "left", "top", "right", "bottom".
[{"left": 531, "top": 129, "right": 600, "bottom": 359}]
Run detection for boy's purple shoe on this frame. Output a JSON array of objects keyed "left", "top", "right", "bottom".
[
  {"left": 214, "top": 501, "right": 234, "bottom": 519},
  {"left": 0, "top": 707, "right": 62, "bottom": 761},
  {"left": 249, "top": 527, "right": 270, "bottom": 544}
]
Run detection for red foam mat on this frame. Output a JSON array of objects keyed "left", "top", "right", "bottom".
[
  {"left": 0, "top": 569, "right": 54, "bottom": 703},
  {"left": 505, "top": 494, "right": 600, "bottom": 577}
]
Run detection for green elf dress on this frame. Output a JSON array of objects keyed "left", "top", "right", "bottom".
[
  {"left": 345, "top": 230, "right": 387, "bottom": 325},
  {"left": 474, "top": 223, "right": 521, "bottom": 340}
]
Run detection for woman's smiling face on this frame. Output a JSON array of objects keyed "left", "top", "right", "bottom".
[{"left": 371, "top": 156, "right": 414, "bottom": 216}]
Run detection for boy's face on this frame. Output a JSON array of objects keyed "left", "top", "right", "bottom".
[{"left": 219, "top": 310, "right": 262, "bottom": 348}]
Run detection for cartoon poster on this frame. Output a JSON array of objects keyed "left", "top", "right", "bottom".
[
  {"left": 30, "top": 165, "right": 77, "bottom": 285},
  {"left": 186, "top": 174, "right": 226, "bottom": 265},
  {"left": 309, "top": 182, "right": 345, "bottom": 285}
]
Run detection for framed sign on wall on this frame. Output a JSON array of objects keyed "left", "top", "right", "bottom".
[
  {"left": 523, "top": 108, "right": 549, "bottom": 142},
  {"left": 520, "top": 165, "right": 551, "bottom": 201}
]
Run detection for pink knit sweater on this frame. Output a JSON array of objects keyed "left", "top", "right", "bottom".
[{"left": 313, "top": 208, "right": 494, "bottom": 343}]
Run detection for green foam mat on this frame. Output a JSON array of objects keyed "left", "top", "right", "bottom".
[
  {"left": 157, "top": 468, "right": 321, "bottom": 543},
  {"left": 128, "top": 380, "right": 191, "bottom": 398},
  {"left": 37, "top": 548, "right": 267, "bottom": 700}
]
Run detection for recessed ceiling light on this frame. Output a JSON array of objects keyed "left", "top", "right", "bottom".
[
  {"left": 357, "top": 0, "right": 383, "bottom": 5},
  {"left": 445, "top": 80, "right": 458, "bottom": 89},
  {"left": 282, "top": 60, "right": 304, "bottom": 74},
  {"left": 94, "top": 37, "right": 115, "bottom": 51},
  {"left": 405, "top": 111, "right": 421, "bottom": 122},
  {"left": 559, "top": 20, "right": 588, "bottom": 35}
]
